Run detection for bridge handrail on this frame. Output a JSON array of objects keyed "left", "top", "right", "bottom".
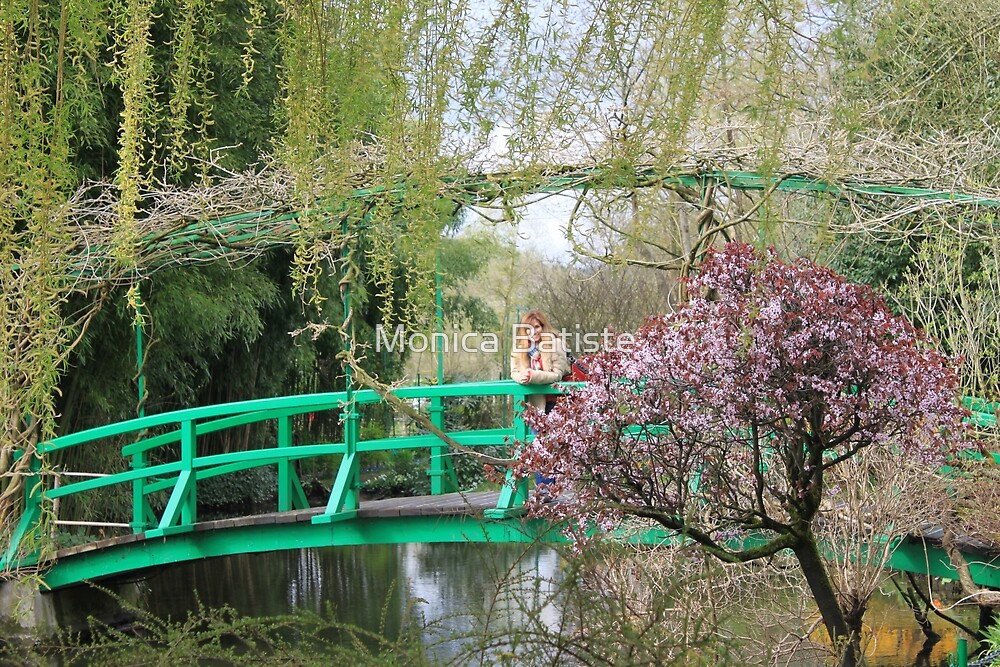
[
  {"left": 26, "top": 383, "right": 1000, "bottom": 502},
  {"left": 43, "top": 430, "right": 517, "bottom": 502},
  {"left": 40, "top": 380, "right": 561, "bottom": 454},
  {"left": 963, "top": 396, "right": 998, "bottom": 428},
  {"left": 37, "top": 374, "right": 993, "bottom": 456}
]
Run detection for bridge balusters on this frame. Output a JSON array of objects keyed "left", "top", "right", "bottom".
[
  {"left": 485, "top": 395, "right": 530, "bottom": 518},
  {"left": 343, "top": 403, "right": 360, "bottom": 512},
  {"left": 1, "top": 453, "right": 42, "bottom": 568},
  {"left": 130, "top": 449, "right": 151, "bottom": 533},
  {"left": 147, "top": 419, "right": 198, "bottom": 537},
  {"left": 181, "top": 420, "right": 197, "bottom": 525},
  {"left": 313, "top": 401, "right": 362, "bottom": 523},
  {"left": 277, "top": 415, "right": 292, "bottom": 511},
  {"left": 428, "top": 396, "right": 458, "bottom": 495},
  {"left": 276, "top": 415, "right": 309, "bottom": 512}
]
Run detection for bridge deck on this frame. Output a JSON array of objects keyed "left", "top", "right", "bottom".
[{"left": 54, "top": 491, "right": 502, "bottom": 561}]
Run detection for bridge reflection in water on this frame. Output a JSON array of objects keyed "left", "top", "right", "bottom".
[{"left": 83, "top": 543, "right": 563, "bottom": 665}]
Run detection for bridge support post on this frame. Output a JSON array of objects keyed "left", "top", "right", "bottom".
[
  {"left": 428, "top": 399, "right": 458, "bottom": 495},
  {"left": 2, "top": 453, "right": 42, "bottom": 569},
  {"left": 342, "top": 404, "right": 360, "bottom": 511},
  {"left": 313, "top": 404, "right": 361, "bottom": 524},
  {"left": 130, "top": 451, "right": 155, "bottom": 533},
  {"left": 146, "top": 419, "right": 197, "bottom": 537},
  {"left": 276, "top": 416, "right": 309, "bottom": 512},
  {"left": 428, "top": 260, "right": 458, "bottom": 495},
  {"left": 313, "top": 217, "right": 362, "bottom": 524},
  {"left": 485, "top": 396, "right": 530, "bottom": 519}
]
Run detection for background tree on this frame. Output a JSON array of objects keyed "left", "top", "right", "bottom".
[
  {"left": 516, "top": 242, "right": 969, "bottom": 666},
  {"left": 825, "top": 0, "right": 1000, "bottom": 398},
  {"left": 526, "top": 256, "right": 677, "bottom": 344}
]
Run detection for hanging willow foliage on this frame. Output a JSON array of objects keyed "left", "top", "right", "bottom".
[
  {"left": 0, "top": 0, "right": 100, "bottom": 559},
  {"left": 110, "top": 0, "right": 156, "bottom": 264},
  {"left": 163, "top": 0, "right": 218, "bottom": 181}
]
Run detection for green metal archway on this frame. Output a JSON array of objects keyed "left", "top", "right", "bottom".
[{"left": 59, "top": 166, "right": 1000, "bottom": 283}]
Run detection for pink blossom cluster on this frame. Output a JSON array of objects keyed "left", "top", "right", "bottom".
[{"left": 513, "top": 242, "right": 970, "bottom": 542}]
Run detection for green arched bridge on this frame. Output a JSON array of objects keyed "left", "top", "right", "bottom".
[{"left": 2, "top": 381, "right": 999, "bottom": 591}]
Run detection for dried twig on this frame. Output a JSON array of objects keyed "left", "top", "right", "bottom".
[{"left": 337, "top": 349, "right": 516, "bottom": 467}]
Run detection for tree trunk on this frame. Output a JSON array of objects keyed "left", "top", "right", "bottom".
[
  {"left": 979, "top": 604, "right": 999, "bottom": 641},
  {"left": 792, "top": 534, "right": 859, "bottom": 667},
  {"left": 844, "top": 597, "right": 868, "bottom": 662}
]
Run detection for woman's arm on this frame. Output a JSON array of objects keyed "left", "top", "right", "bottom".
[
  {"left": 525, "top": 339, "right": 570, "bottom": 385},
  {"left": 511, "top": 351, "right": 531, "bottom": 384}
]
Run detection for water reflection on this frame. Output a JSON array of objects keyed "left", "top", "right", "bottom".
[
  {"left": 126, "top": 542, "right": 563, "bottom": 662},
  {"left": 858, "top": 592, "right": 976, "bottom": 667},
  {"left": 66, "top": 544, "right": 978, "bottom": 667}
]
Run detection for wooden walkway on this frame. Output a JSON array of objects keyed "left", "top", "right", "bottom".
[{"left": 54, "top": 490, "right": 503, "bottom": 561}]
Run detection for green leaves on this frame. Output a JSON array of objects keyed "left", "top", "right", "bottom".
[{"left": 146, "top": 263, "right": 279, "bottom": 404}]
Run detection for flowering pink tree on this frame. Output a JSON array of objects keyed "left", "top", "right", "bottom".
[{"left": 517, "top": 242, "right": 969, "bottom": 666}]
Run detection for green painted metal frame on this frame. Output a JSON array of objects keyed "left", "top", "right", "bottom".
[
  {"left": 1, "top": 380, "right": 563, "bottom": 583},
  {"left": 889, "top": 537, "right": 1000, "bottom": 589},
  {"left": 57, "top": 167, "right": 1000, "bottom": 281},
  {"left": 2, "top": 453, "right": 43, "bottom": 567},
  {"left": 428, "top": 258, "right": 460, "bottom": 495},
  {"left": 3, "top": 381, "right": 998, "bottom": 590},
  {"left": 484, "top": 396, "right": 531, "bottom": 519},
  {"left": 314, "top": 215, "right": 364, "bottom": 525}
]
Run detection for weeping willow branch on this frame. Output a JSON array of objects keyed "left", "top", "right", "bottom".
[
  {"left": 39, "top": 116, "right": 1000, "bottom": 289},
  {"left": 337, "top": 349, "right": 515, "bottom": 467}
]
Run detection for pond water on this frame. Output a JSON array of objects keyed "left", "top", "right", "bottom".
[{"left": 46, "top": 543, "right": 982, "bottom": 666}]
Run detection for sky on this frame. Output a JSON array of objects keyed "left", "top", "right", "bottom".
[{"left": 464, "top": 193, "right": 577, "bottom": 264}]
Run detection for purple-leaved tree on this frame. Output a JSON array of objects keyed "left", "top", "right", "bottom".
[{"left": 516, "top": 242, "right": 969, "bottom": 666}]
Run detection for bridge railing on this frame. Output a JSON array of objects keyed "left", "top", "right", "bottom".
[
  {"left": 5, "top": 385, "right": 995, "bottom": 571},
  {"left": 3, "top": 380, "right": 571, "bottom": 569}
]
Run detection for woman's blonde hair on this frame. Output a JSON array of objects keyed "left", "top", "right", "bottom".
[{"left": 514, "top": 310, "right": 557, "bottom": 364}]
